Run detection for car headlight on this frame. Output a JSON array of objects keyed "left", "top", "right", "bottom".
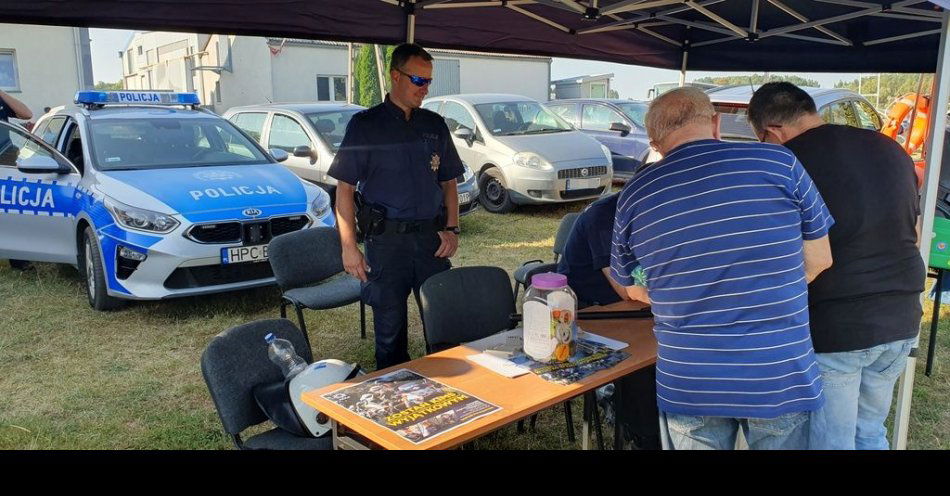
[
  {"left": 105, "top": 197, "right": 179, "bottom": 234},
  {"left": 513, "top": 152, "right": 552, "bottom": 170},
  {"left": 310, "top": 191, "right": 332, "bottom": 219},
  {"left": 462, "top": 163, "right": 475, "bottom": 182},
  {"left": 600, "top": 144, "right": 614, "bottom": 166}
]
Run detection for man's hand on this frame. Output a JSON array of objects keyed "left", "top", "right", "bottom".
[
  {"left": 434, "top": 231, "right": 458, "bottom": 258},
  {"left": 343, "top": 244, "right": 370, "bottom": 282}
]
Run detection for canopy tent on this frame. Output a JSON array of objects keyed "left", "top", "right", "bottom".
[{"left": 1, "top": 0, "right": 948, "bottom": 449}]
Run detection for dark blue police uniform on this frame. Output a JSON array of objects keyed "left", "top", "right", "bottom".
[
  {"left": 328, "top": 95, "right": 464, "bottom": 369},
  {"left": 557, "top": 193, "right": 626, "bottom": 308}
]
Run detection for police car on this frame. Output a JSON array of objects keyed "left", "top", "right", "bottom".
[{"left": 1, "top": 90, "right": 334, "bottom": 310}]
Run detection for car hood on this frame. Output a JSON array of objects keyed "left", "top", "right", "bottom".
[
  {"left": 493, "top": 131, "right": 604, "bottom": 163},
  {"left": 99, "top": 164, "right": 308, "bottom": 220}
]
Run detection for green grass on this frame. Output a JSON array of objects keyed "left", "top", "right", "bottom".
[{"left": 1, "top": 202, "right": 948, "bottom": 449}]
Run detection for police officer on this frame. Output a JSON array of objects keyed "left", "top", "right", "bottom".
[
  {"left": 1, "top": 89, "right": 34, "bottom": 271},
  {"left": 328, "top": 43, "right": 464, "bottom": 370}
]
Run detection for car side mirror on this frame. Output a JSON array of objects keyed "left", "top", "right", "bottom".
[
  {"left": 269, "top": 148, "right": 289, "bottom": 163},
  {"left": 610, "top": 122, "right": 632, "bottom": 137},
  {"left": 293, "top": 145, "right": 317, "bottom": 161},
  {"left": 17, "top": 155, "right": 72, "bottom": 174},
  {"left": 453, "top": 127, "right": 475, "bottom": 147}
]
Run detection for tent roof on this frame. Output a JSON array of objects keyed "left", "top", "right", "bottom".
[{"left": 0, "top": 1, "right": 947, "bottom": 72}]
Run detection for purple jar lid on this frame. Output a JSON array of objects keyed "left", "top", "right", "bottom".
[{"left": 531, "top": 272, "right": 568, "bottom": 289}]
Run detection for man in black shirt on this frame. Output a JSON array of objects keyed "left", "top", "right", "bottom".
[
  {"left": 748, "top": 82, "right": 924, "bottom": 450},
  {"left": 1, "top": 90, "right": 34, "bottom": 271}
]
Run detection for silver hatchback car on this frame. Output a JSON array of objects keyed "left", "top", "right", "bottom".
[
  {"left": 223, "top": 102, "right": 480, "bottom": 216},
  {"left": 423, "top": 94, "right": 613, "bottom": 213}
]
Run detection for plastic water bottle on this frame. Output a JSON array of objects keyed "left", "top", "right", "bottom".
[{"left": 264, "top": 333, "right": 307, "bottom": 378}]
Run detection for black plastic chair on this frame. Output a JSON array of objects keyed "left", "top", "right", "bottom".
[
  {"left": 200, "top": 318, "right": 331, "bottom": 450},
  {"left": 513, "top": 212, "right": 581, "bottom": 303},
  {"left": 419, "top": 266, "right": 577, "bottom": 442},
  {"left": 269, "top": 226, "right": 366, "bottom": 349}
]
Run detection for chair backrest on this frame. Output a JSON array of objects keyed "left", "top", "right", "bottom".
[
  {"left": 269, "top": 226, "right": 344, "bottom": 291},
  {"left": 200, "top": 318, "right": 314, "bottom": 441},
  {"left": 419, "top": 266, "right": 516, "bottom": 353},
  {"left": 552, "top": 212, "right": 581, "bottom": 259}
]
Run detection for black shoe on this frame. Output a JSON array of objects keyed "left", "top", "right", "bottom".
[{"left": 8, "top": 260, "right": 34, "bottom": 271}]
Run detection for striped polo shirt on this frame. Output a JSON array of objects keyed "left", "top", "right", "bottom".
[{"left": 610, "top": 139, "right": 833, "bottom": 419}]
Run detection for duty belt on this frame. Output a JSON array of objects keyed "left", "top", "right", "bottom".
[{"left": 382, "top": 217, "right": 442, "bottom": 234}]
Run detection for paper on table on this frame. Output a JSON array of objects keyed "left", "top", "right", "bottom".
[
  {"left": 466, "top": 352, "right": 531, "bottom": 378},
  {"left": 577, "top": 330, "right": 628, "bottom": 351},
  {"left": 463, "top": 328, "right": 523, "bottom": 353}
]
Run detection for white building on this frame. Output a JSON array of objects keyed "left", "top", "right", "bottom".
[
  {"left": 0, "top": 23, "right": 93, "bottom": 121},
  {"left": 121, "top": 32, "right": 552, "bottom": 113},
  {"left": 551, "top": 73, "right": 614, "bottom": 100}
]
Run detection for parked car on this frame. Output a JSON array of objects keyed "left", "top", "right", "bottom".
[
  {"left": 223, "top": 102, "right": 480, "bottom": 216},
  {"left": 545, "top": 98, "right": 651, "bottom": 181},
  {"left": 12, "top": 90, "right": 334, "bottom": 310},
  {"left": 423, "top": 94, "right": 613, "bottom": 213},
  {"left": 706, "top": 85, "right": 883, "bottom": 141}
]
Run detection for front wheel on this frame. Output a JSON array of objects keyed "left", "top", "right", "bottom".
[
  {"left": 80, "top": 227, "right": 124, "bottom": 311},
  {"left": 478, "top": 168, "right": 516, "bottom": 214}
]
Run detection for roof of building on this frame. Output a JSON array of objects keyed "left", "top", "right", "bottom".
[
  {"left": 264, "top": 38, "right": 550, "bottom": 60},
  {"left": 551, "top": 74, "right": 615, "bottom": 85}
]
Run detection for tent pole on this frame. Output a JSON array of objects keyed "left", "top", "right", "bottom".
[
  {"left": 407, "top": 9, "right": 416, "bottom": 43},
  {"left": 679, "top": 50, "right": 688, "bottom": 87},
  {"left": 347, "top": 42, "right": 354, "bottom": 104},
  {"left": 374, "top": 44, "right": 387, "bottom": 99},
  {"left": 894, "top": 10, "right": 950, "bottom": 451}
]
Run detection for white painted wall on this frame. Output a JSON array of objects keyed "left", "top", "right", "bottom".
[
  {"left": 213, "top": 35, "right": 274, "bottom": 112},
  {"left": 0, "top": 23, "right": 89, "bottom": 121},
  {"left": 271, "top": 44, "right": 349, "bottom": 103},
  {"left": 453, "top": 55, "right": 550, "bottom": 102}
]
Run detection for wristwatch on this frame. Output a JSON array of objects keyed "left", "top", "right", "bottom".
[{"left": 444, "top": 226, "right": 460, "bottom": 235}]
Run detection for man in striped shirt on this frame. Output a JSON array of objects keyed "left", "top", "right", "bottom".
[{"left": 610, "top": 87, "right": 834, "bottom": 449}]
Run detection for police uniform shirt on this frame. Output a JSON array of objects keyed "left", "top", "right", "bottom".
[
  {"left": 328, "top": 95, "right": 464, "bottom": 221},
  {"left": 557, "top": 193, "right": 625, "bottom": 307}
]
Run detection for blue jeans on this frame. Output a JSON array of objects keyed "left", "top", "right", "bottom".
[
  {"left": 809, "top": 337, "right": 917, "bottom": 450},
  {"left": 666, "top": 411, "right": 810, "bottom": 450}
]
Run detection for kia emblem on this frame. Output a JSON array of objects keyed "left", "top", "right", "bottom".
[
  {"left": 581, "top": 168, "right": 589, "bottom": 177},
  {"left": 243, "top": 208, "right": 262, "bottom": 218}
]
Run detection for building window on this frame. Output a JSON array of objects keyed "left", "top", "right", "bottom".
[
  {"left": 317, "top": 75, "right": 347, "bottom": 102},
  {"left": 215, "top": 81, "right": 222, "bottom": 103},
  {"left": 0, "top": 49, "right": 20, "bottom": 91},
  {"left": 589, "top": 82, "right": 607, "bottom": 99},
  {"left": 137, "top": 46, "right": 143, "bottom": 55}
]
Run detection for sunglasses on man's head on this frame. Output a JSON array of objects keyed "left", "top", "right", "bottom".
[{"left": 395, "top": 68, "right": 433, "bottom": 87}]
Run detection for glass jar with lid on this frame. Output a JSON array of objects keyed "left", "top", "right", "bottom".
[{"left": 522, "top": 272, "right": 577, "bottom": 363}]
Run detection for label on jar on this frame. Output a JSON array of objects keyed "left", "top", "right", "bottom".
[{"left": 523, "top": 291, "right": 576, "bottom": 363}]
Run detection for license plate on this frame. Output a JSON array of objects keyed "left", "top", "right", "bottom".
[
  {"left": 458, "top": 192, "right": 471, "bottom": 204},
  {"left": 566, "top": 178, "right": 600, "bottom": 190},
  {"left": 222, "top": 245, "right": 269, "bottom": 264}
]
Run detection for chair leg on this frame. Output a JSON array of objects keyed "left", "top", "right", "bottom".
[
  {"left": 359, "top": 300, "right": 367, "bottom": 340},
  {"left": 293, "top": 304, "right": 312, "bottom": 350},
  {"left": 279, "top": 299, "right": 289, "bottom": 319},
  {"left": 564, "top": 399, "right": 576, "bottom": 443},
  {"left": 512, "top": 280, "right": 521, "bottom": 305}
]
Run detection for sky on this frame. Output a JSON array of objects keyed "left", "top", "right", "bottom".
[{"left": 90, "top": 27, "right": 866, "bottom": 99}]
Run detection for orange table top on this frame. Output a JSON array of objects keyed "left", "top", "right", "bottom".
[{"left": 301, "top": 301, "right": 657, "bottom": 450}]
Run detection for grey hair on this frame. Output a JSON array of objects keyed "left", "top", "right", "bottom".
[{"left": 645, "top": 87, "right": 716, "bottom": 143}]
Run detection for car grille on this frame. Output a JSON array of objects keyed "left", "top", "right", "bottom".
[
  {"left": 560, "top": 186, "right": 606, "bottom": 200},
  {"left": 186, "top": 215, "right": 311, "bottom": 244},
  {"left": 188, "top": 222, "right": 242, "bottom": 243},
  {"left": 163, "top": 262, "right": 275, "bottom": 290},
  {"left": 558, "top": 166, "right": 608, "bottom": 179},
  {"left": 270, "top": 215, "right": 310, "bottom": 236}
]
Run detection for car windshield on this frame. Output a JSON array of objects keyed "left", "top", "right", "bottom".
[
  {"left": 89, "top": 117, "right": 268, "bottom": 171},
  {"left": 712, "top": 103, "right": 758, "bottom": 141},
  {"left": 306, "top": 110, "right": 360, "bottom": 153},
  {"left": 615, "top": 102, "right": 648, "bottom": 128},
  {"left": 473, "top": 101, "right": 572, "bottom": 136}
]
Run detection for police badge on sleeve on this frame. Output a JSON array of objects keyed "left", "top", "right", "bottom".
[{"left": 430, "top": 153, "right": 440, "bottom": 173}]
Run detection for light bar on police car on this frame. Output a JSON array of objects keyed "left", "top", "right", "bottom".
[{"left": 74, "top": 90, "right": 201, "bottom": 106}]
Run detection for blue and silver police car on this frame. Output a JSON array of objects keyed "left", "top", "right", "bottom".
[{"left": 2, "top": 91, "right": 334, "bottom": 310}]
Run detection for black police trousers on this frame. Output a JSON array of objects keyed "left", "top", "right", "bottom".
[{"left": 362, "top": 229, "right": 450, "bottom": 370}]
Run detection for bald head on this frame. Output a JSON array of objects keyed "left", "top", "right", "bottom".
[{"left": 646, "top": 87, "right": 719, "bottom": 155}]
